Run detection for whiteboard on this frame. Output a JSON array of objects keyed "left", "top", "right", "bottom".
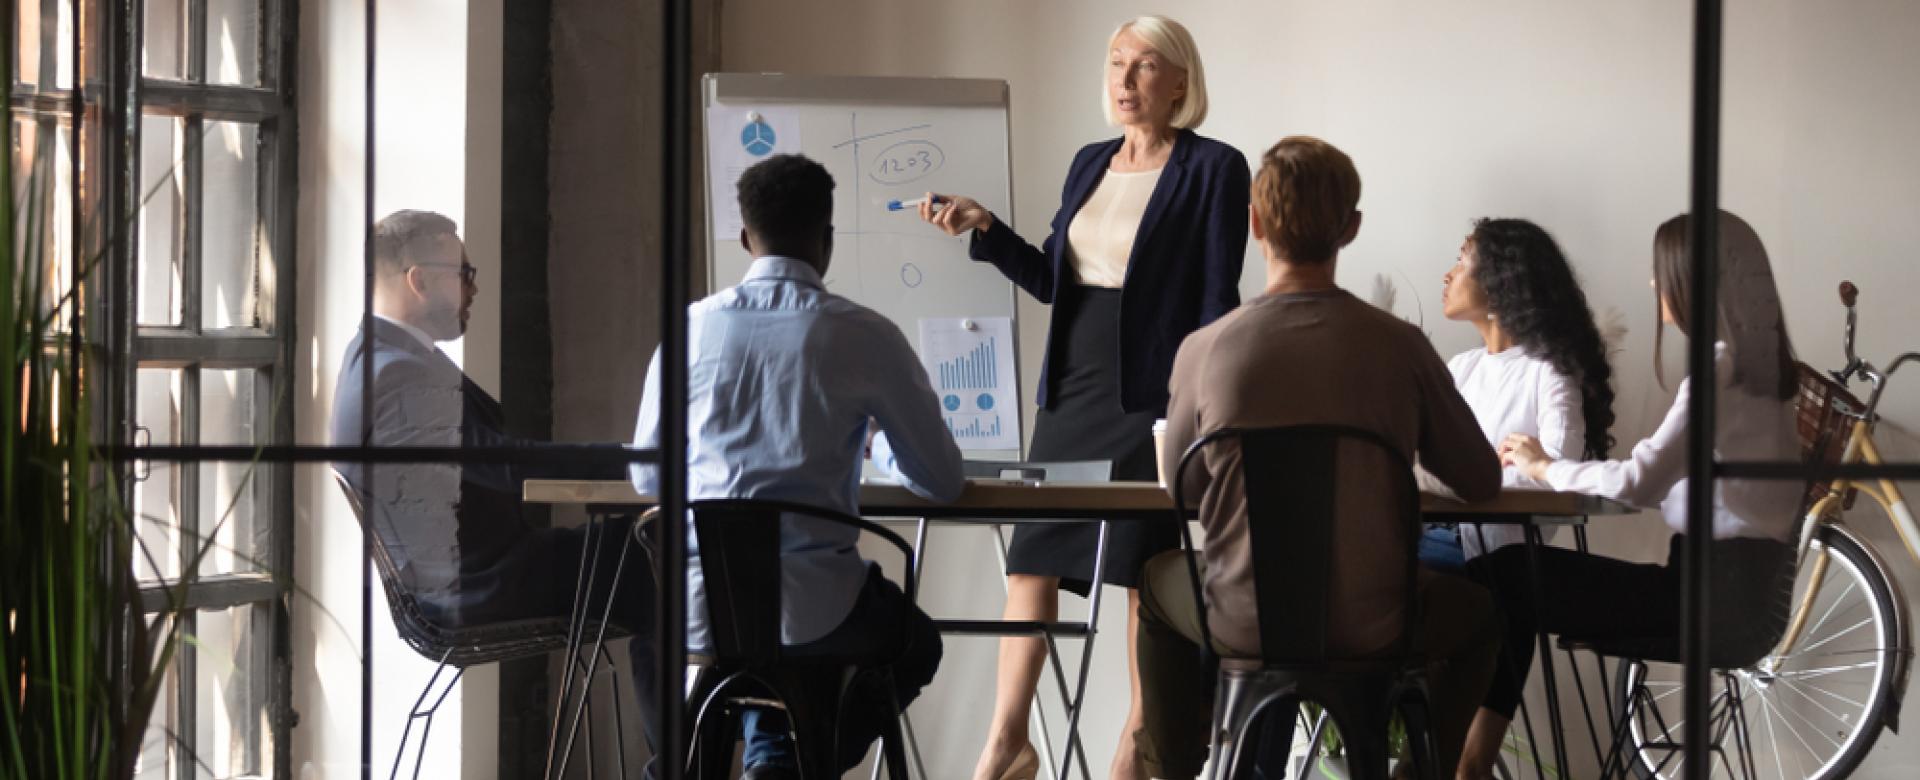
[{"left": 702, "top": 73, "right": 1020, "bottom": 456}]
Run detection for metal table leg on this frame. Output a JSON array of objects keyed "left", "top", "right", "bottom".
[
  {"left": 1522, "top": 521, "right": 1572, "bottom": 779},
  {"left": 993, "top": 524, "right": 1068, "bottom": 780},
  {"left": 1057, "top": 520, "right": 1111, "bottom": 780},
  {"left": 890, "top": 516, "right": 1105, "bottom": 780},
  {"left": 1470, "top": 523, "right": 1548, "bottom": 780},
  {"left": 888, "top": 517, "right": 935, "bottom": 780}
]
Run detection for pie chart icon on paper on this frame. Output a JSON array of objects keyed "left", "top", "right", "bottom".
[{"left": 741, "top": 119, "right": 777, "bottom": 157}]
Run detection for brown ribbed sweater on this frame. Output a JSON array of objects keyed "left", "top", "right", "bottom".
[{"left": 1162, "top": 287, "right": 1501, "bottom": 656}]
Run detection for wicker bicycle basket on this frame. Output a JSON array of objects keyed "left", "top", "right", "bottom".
[{"left": 1793, "top": 362, "right": 1865, "bottom": 510}]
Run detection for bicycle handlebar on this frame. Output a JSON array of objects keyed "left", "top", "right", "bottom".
[
  {"left": 1831, "top": 279, "right": 1911, "bottom": 423},
  {"left": 1884, "top": 353, "right": 1920, "bottom": 380}
]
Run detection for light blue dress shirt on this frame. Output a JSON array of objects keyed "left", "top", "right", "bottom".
[{"left": 632, "top": 256, "right": 965, "bottom": 646}]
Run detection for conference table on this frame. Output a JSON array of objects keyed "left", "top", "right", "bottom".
[
  {"left": 525, "top": 478, "right": 1632, "bottom": 780},
  {"left": 524, "top": 476, "right": 1624, "bottom": 520}
]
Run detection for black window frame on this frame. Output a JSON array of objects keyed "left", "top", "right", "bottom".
[{"left": 118, "top": 1, "right": 299, "bottom": 777}]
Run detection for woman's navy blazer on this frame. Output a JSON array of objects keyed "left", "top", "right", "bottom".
[{"left": 969, "top": 127, "right": 1250, "bottom": 414}]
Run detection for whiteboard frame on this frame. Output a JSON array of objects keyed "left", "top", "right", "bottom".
[{"left": 701, "top": 73, "right": 1024, "bottom": 458}]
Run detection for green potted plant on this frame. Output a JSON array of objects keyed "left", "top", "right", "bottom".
[{"left": 0, "top": 49, "right": 255, "bottom": 776}]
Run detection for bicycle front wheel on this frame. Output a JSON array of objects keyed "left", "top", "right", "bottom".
[{"left": 1616, "top": 525, "right": 1901, "bottom": 779}]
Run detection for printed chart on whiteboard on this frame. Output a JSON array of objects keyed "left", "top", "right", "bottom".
[
  {"left": 918, "top": 317, "right": 1020, "bottom": 450},
  {"left": 706, "top": 108, "right": 803, "bottom": 242}
]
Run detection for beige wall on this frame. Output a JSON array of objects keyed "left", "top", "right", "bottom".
[
  {"left": 545, "top": 0, "right": 723, "bottom": 773},
  {"left": 720, "top": 0, "right": 1920, "bottom": 776},
  {"left": 548, "top": 0, "right": 722, "bottom": 450}
]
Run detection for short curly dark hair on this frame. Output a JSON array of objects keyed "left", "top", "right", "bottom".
[
  {"left": 737, "top": 154, "right": 835, "bottom": 250},
  {"left": 1469, "top": 218, "right": 1617, "bottom": 459}
]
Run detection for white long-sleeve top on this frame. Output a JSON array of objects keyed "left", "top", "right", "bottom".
[
  {"left": 1448, "top": 346, "right": 1585, "bottom": 557},
  {"left": 1542, "top": 343, "right": 1801, "bottom": 542}
]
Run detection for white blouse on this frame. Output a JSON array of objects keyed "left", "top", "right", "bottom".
[
  {"left": 1543, "top": 343, "right": 1802, "bottom": 542},
  {"left": 1448, "top": 346, "right": 1585, "bottom": 557},
  {"left": 1066, "top": 167, "right": 1161, "bottom": 288}
]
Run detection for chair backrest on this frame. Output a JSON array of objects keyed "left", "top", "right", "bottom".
[
  {"left": 1174, "top": 425, "right": 1421, "bottom": 664},
  {"left": 961, "top": 459, "right": 1112, "bottom": 482},
  {"left": 332, "top": 471, "right": 444, "bottom": 652},
  {"left": 332, "top": 471, "right": 405, "bottom": 586},
  {"left": 689, "top": 498, "right": 917, "bottom": 665}
]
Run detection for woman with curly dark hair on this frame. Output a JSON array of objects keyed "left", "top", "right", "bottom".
[{"left": 1420, "top": 218, "right": 1616, "bottom": 573}]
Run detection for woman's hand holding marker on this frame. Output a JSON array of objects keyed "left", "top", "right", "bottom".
[{"left": 916, "top": 192, "right": 993, "bottom": 237}]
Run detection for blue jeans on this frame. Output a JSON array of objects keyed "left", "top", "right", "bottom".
[
  {"left": 1419, "top": 525, "right": 1468, "bottom": 575},
  {"left": 741, "top": 565, "right": 943, "bottom": 772}
]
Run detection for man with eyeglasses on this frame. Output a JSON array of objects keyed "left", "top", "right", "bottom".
[{"left": 331, "top": 209, "right": 664, "bottom": 767}]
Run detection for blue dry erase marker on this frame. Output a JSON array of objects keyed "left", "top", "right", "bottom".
[{"left": 886, "top": 195, "right": 946, "bottom": 211}]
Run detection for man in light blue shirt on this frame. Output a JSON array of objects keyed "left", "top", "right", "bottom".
[{"left": 632, "top": 154, "right": 963, "bottom": 779}]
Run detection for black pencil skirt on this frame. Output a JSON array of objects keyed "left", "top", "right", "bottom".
[{"left": 1006, "top": 285, "right": 1178, "bottom": 596}]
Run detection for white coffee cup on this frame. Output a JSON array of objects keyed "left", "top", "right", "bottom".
[{"left": 1152, "top": 418, "right": 1170, "bottom": 487}]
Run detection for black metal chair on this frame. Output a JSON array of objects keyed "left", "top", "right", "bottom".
[
  {"left": 332, "top": 472, "right": 639, "bottom": 780},
  {"left": 1551, "top": 365, "right": 1825, "bottom": 778},
  {"left": 1555, "top": 534, "right": 1799, "bottom": 779},
  {"left": 1170, "top": 425, "right": 1443, "bottom": 780},
  {"left": 683, "top": 498, "right": 919, "bottom": 780}
]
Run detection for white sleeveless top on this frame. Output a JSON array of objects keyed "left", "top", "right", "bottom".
[{"left": 1066, "top": 167, "right": 1162, "bottom": 288}]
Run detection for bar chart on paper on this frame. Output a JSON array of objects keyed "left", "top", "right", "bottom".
[
  {"left": 919, "top": 317, "right": 1020, "bottom": 450},
  {"left": 937, "top": 339, "right": 1001, "bottom": 390}
]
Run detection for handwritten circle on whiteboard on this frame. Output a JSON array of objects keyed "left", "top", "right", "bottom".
[
  {"left": 869, "top": 140, "right": 945, "bottom": 185},
  {"left": 741, "top": 120, "right": 777, "bottom": 157},
  {"left": 900, "top": 263, "right": 924, "bottom": 288}
]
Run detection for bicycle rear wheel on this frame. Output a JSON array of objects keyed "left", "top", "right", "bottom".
[{"left": 1614, "top": 525, "right": 1900, "bottom": 779}]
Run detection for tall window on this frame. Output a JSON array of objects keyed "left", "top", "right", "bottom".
[{"left": 124, "top": 1, "right": 295, "bottom": 777}]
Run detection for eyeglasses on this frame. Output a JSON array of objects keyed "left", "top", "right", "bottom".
[{"left": 416, "top": 262, "right": 477, "bottom": 285}]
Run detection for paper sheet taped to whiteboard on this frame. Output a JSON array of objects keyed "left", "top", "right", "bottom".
[
  {"left": 706, "top": 107, "right": 803, "bottom": 242},
  {"left": 919, "top": 317, "right": 1020, "bottom": 450}
]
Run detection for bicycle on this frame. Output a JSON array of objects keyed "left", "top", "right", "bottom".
[{"left": 1610, "top": 280, "right": 1918, "bottom": 778}]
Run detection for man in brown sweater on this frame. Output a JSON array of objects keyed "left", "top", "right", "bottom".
[{"left": 1137, "top": 136, "right": 1503, "bottom": 779}]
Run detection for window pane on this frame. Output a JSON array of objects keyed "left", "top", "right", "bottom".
[
  {"left": 9, "top": 119, "right": 33, "bottom": 262},
  {"left": 130, "top": 607, "right": 268, "bottom": 780},
  {"left": 16, "top": 0, "right": 75, "bottom": 90},
  {"left": 139, "top": 114, "right": 185, "bottom": 326},
  {"left": 14, "top": 117, "right": 78, "bottom": 333},
  {"left": 201, "top": 121, "right": 259, "bottom": 330},
  {"left": 50, "top": 119, "right": 75, "bottom": 332},
  {"left": 132, "top": 662, "right": 180, "bottom": 780},
  {"left": 54, "top": 0, "right": 72, "bottom": 88},
  {"left": 192, "top": 605, "right": 265, "bottom": 778},
  {"left": 143, "top": 0, "right": 187, "bottom": 80},
  {"left": 199, "top": 368, "right": 262, "bottom": 577},
  {"left": 205, "top": 0, "right": 260, "bottom": 86},
  {"left": 135, "top": 368, "right": 184, "bottom": 583},
  {"left": 13, "top": 0, "right": 39, "bottom": 87}
]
